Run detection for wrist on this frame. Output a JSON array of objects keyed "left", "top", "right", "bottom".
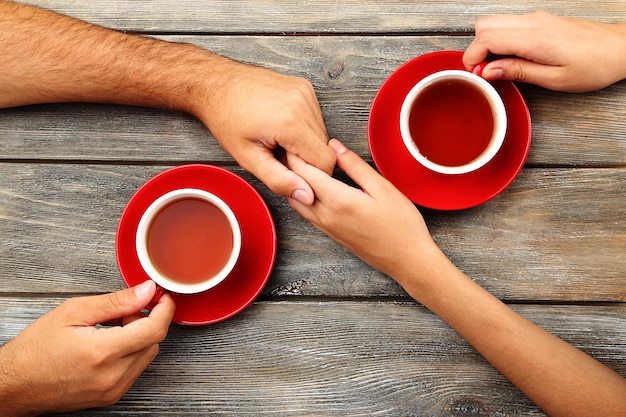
[
  {"left": 176, "top": 49, "right": 245, "bottom": 122},
  {"left": 391, "top": 240, "right": 458, "bottom": 302},
  {"left": 0, "top": 344, "right": 36, "bottom": 417},
  {"left": 613, "top": 22, "right": 626, "bottom": 82}
]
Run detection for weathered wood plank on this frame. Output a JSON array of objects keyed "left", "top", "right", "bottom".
[
  {"left": 0, "top": 299, "right": 624, "bottom": 416},
  {"left": 1, "top": 36, "right": 624, "bottom": 166},
  {"left": 22, "top": 0, "right": 626, "bottom": 33},
  {"left": 0, "top": 164, "right": 623, "bottom": 302}
]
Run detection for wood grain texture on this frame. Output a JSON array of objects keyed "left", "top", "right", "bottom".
[
  {"left": 1, "top": 36, "right": 624, "bottom": 166},
  {"left": 22, "top": 0, "right": 626, "bottom": 33},
  {"left": 1, "top": 299, "right": 624, "bottom": 416},
  {"left": 1, "top": 2, "right": 624, "bottom": 414},
  {"left": 0, "top": 164, "right": 623, "bottom": 302}
]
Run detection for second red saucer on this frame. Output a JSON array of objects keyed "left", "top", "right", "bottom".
[
  {"left": 116, "top": 164, "right": 276, "bottom": 325},
  {"left": 368, "top": 50, "right": 532, "bottom": 210}
]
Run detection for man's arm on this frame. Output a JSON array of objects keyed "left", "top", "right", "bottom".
[{"left": 0, "top": 0, "right": 335, "bottom": 203}]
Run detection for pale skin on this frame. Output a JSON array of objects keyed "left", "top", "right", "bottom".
[
  {"left": 288, "top": 140, "right": 626, "bottom": 417},
  {"left": 463, "top": 11, "right": 626, "bottom": 92},
  {"left": 289, "top": 12, "right": 626, "bottom": 416}
]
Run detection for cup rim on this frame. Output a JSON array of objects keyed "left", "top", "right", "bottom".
[
  {"left": 135, "top": 187, "right": 242, "bottom": 294},
  {"left": 399, "top": 69, "right": 507, "bottom": 175}
]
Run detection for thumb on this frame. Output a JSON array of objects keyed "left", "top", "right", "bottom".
[
  {"left": 482, "top": 58, "right": 558, "bottom": 88},
  {"left": 329, "top": 139, "right": 385, "bottom": 194},
  {"left": 75, "top": 280, "right": 156, "bottom": 326},
  {"left": 245, "top": 149, "right": 315, "bottom": 206}
]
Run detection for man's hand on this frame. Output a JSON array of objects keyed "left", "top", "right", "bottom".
[
  {"left": 193, "top": 60, "right": 336, "bottom": 205},
  {"left": 0, "top": 0, "right": 335, "bottom": 205},
  {"left": 0, "top": 281, "right": 175, "bottom": 415}
]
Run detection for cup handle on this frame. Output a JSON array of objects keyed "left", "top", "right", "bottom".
[
  {"left": 472, "top": 61, "right": 489, "bottom": 77},
  {"left": 148, "top": 284, "right": 168, "bottom": 308}
]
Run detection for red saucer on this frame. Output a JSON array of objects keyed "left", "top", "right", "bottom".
[
  {"left": 368, "top": 51, "right": 532, "bottom": 210},
  {"left": 116, "top": 165, "right": 276, "bottom": 325}
]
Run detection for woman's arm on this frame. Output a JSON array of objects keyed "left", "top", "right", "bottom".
[{"left": 288, "top": 140, "right": 626, "bottom": 416}]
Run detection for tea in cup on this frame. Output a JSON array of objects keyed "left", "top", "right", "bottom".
[
  {"left": 399, "top": 69, "right": 507, "bottom": 175},
  {"left": 135, "top": 188, "right": 241, "bottom": 294}
]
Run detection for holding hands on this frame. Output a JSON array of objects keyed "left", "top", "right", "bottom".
[
  {"left": 191, "top": 59, "right": 335, "bottom": 205},
  {"left": 463, "top": 11, "right": 626, "bottom": 92},
  {"left": 287, "top": 140, "right": 445, "bottom": 290}
]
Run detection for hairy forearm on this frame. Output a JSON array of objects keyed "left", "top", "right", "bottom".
[
  {"left": 0, "top": 0, "right": 232, "bottom": 114},
  {"left": 400, "top": 254, "right": 626, "bottom": 416}
]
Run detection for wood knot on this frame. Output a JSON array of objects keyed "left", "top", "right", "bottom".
[
  {"left": 449, "top": 397, "right": 489, "bottom": 416},
  {"left": 324, "top": 59, "right": 349, "bottom": 86},
  {"left": 270, "top": 279, "right": 308, "bottom": 296}
]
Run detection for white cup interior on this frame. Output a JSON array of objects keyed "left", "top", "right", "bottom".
[
  {"left": 135, "top": 188, "right": 241, "bottom": 294},
  {"left": 399, "top": 70, "right": 507, "bottom": 175}
]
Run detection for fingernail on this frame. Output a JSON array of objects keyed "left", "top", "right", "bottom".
[
  {"left": 329, "top": 139, "right": 347, "bottom": 155},
  {"left": 134, "top": 280, "right": 154, "bottom": 299},
  {"left": 472, "top": 61, "right": 488, "bottom": 77},
  {"left": 485, "top": 67, "right": 504, "bottom": 80},
  {"left": 291, "top": 189, "right": 311, "bottom": 205}
]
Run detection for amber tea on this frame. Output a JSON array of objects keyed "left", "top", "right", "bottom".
[{"left": 146, "top": 198, "right": 234, "bottom": 285}]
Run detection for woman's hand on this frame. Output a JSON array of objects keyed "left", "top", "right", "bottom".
[
  {"left": 287, "top": 139, "right": 445, "bottom": 287},
  {"left": 463, "top": 11, "right": 626, "bottom": 92}
]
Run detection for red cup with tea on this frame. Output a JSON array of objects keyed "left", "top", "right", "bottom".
[
  {"left": 399, "top": 69, "right": 507, "bottom": 175},
  {"left": 135, "top": 188, "right": 241, "bottom": 295}
]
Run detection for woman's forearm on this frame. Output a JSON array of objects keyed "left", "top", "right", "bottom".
[{"left": 403, "top": 256, "right": 626, "bottom": 417}]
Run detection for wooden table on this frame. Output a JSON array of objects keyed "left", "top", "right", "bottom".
[{"left": 1, "top": 1, "right": 624, "bottom": 415}]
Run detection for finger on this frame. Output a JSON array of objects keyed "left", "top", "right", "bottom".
[
  {"left": 289, "top": 139, "right": 387, "bottom": 204},
  {"left": 244, "top": 145, "right": 316, "bottom": 205},
  {"left": 59, "top": 280, "right": 156, "bottom": 327},
  {"left": 120, "top": 344, "right": 160, "bottom": 380},
  {"left": 121, "top": 312, "right": 147, "bottom": 326},
  {"left": 98, "top": 344, "right": 160, "bottom": 406},
  {"left": 97, "top": 292, "right": 175, "bottom": 357},
  {"left": 328, "top": 139, "right": 388, "bottom": 196},
  {"left": 146, "top": 291, "right": 176, "bottom": 328},
  {"left": 283, "top": 132, "right": 336, "bottom": 176},
  {"left": 275, "top": 111, "right": 335, "bottom": 177},
  {"left": 481, "top": 58, "right": 563, "bottom": 89},
  {"left": 463, "top": 39, "right": 492, "bottom": 72},
  {"left": 463, "top": 14, "right": 543, "bottom": 71},
  {"left": 269, "top": 78, "right": 335, "bottom": 175},
  {"left": 297, "top": 82, "right": 330, "bottom": 142},
  {"left": 287, "top": 149, "right": 345, "bottom": 204}
]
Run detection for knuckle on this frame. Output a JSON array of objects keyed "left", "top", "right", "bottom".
[
  {"left": 148, "top": 343, "right": 161, "bottom": 360},
  {"left": 263, "top": 176, "right": 287, "bottom": 197},
  {"left": 84, "top": 344, "right": 114, "bottom": 368},
  {"left": 105, "top": 290, "right": 127, "bottom": 313},
  {"left": 57, "top": 297, "right": 78, "bottom": 314},
  {"left": 510, "top": 62, "right": 528, "bottom": 83},
  {"left": 100, "top": 384, "right": 127, "bottom": 406},
  {"left": 473, "top": 15, "right": 497, "bottom": 36},
  {"left": 152, "top": 325, "right": 169, "bottom": 344}
]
